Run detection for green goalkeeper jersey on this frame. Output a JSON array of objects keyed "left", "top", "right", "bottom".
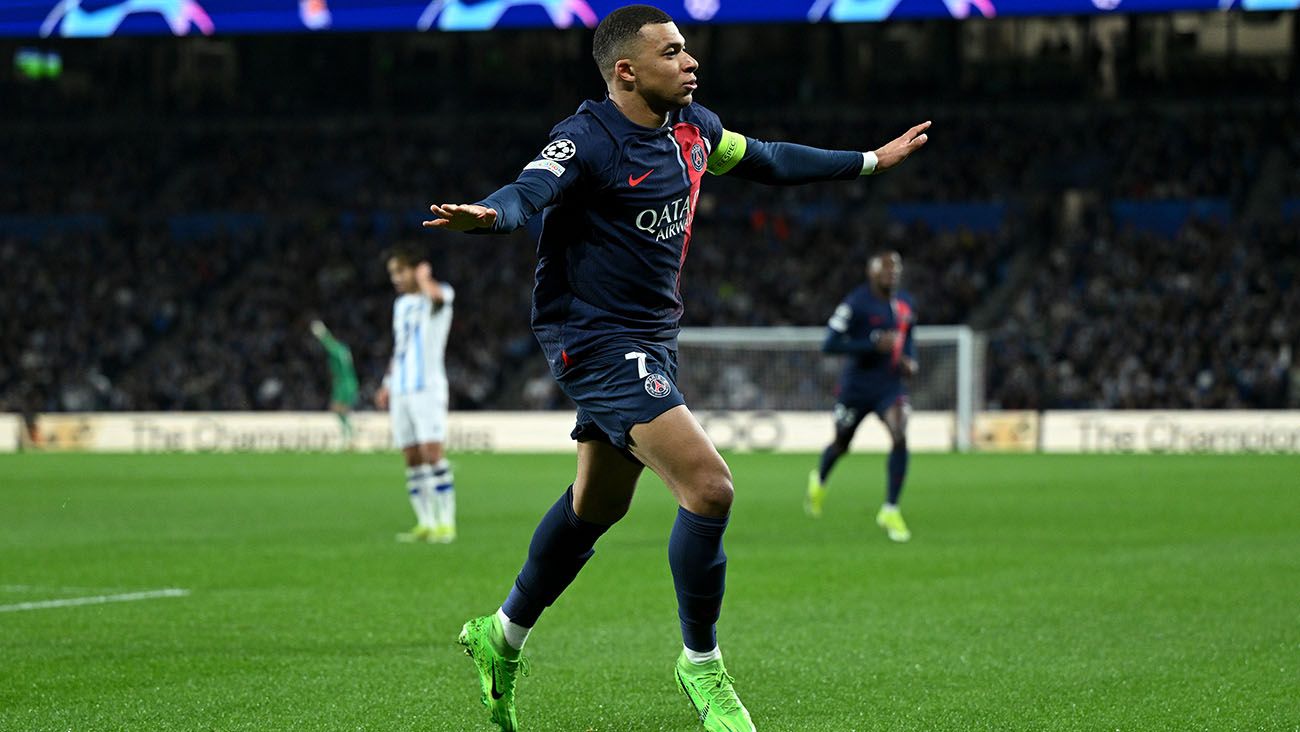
[{"left": 317, "top": 332, "right": 359, "bottom": 407}]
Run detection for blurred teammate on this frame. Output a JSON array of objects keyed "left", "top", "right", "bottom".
[
  {"left": 309, "top": 320, "right": 359, "bottom": 448},
  {"left": 374, "top": 249, "right": 457, "bottom": 544},
  {"left": 808, "top": 251, "right": 917, "bottom": 542},
  {"left": 423, "top": 6, "right": 928, "bottom": 730}
]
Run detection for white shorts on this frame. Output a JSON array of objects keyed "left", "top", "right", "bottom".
[{"left": 390, "top": 390, "right": 448, "bottom": 448}]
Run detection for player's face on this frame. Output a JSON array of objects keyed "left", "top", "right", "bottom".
[
  {"left": 870, "top": 253, "right": 903, "bottom": 293},
  {"left": 630, "top": 22, "right": 698, "bottom": 109},
  {"left": 387, "top": 258, "right": 417, "bottom": 294}
]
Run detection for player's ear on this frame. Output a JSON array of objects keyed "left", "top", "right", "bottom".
[{"left": 614, "top": 58, "right": 636, "bottom": 85}]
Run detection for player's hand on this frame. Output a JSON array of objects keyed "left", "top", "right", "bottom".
[
  {"left": 374, "top": 386, "right": 389, "bottom": 410},
  {"left": 423, "top": 203, "right": 498, "bottom": 232},
  {"left": 415, "top": 262, "right": 433, "bottom": 282},
  {"left": 900, "top": 358, "right": 919, "bottom": 378},
  {"left": 873, "top": 121, "right": 931, "bottom": 173},
  {"left": 875, "top": 330, "right": 900, "bottom": 354}
]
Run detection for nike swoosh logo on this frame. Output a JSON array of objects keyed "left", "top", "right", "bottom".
[
  {"left": 628, "top": 169, "right": 654, "bottom": 187},
  {"left": 490, "top": 664, "right": 504, "bottom": 700}
]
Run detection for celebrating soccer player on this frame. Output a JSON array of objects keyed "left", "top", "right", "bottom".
[
  {"left": 808, "top": 251, "right": 917, "bottom": 542},
  {"left": 374, "top": 249, "right": 457, "bottom": 544},
  {"left": 423, "top": 6, "right": 929, "bottom": 729}
]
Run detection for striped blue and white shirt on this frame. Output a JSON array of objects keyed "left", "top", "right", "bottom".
[{"left": 390, "top": 285, "right": 454, "bottom": 397}]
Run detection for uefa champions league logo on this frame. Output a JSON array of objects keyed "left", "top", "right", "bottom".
[
  {"left": 418, "top": 0, "right": 597, "bottom": 31},
  {"left": 40, "top": 0, "right": 213, "bottom": 37},
  {"left": 808, "top": 0, "right": 996, "bottom": 21},
  {"left": 542, "top": 139, "right": 577, "bottom": 162}
]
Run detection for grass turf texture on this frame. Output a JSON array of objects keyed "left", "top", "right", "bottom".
[{"left": 2, "top": 453, "right": 1297, "bottom": 732}]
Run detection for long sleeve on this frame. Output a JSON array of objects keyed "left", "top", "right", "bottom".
[
  {"left": 722, "top": 137, "right": 864, "bottom": 185},
  {"left": 475, "top": 175, "right": 566, "bottom": 233},
  {"left": 466, "top": 118, "right": 614, "bottom": 235}
]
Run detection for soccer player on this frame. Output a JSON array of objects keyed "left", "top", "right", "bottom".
[
  {"left": 807, "top": 251, "right": 917, "bottom": 543},
  {"left": 309, "top": 320, "right": 359, "bottom": 448},
  {"left": 423, "top": 6, "right": 929, "bottom": 730},
  {"left": 373, "top": 250, "right": 457, "bottom": 544}
]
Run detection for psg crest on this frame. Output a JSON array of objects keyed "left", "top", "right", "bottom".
[
  {"left": 690, "top": 143, "right": 706, "bottom": 172},
  {"left": 644, "top": 373, "right": 672, "bottom": 398}
]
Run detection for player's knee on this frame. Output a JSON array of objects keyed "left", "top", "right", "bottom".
[
  {"left": 690, "top": 467, "right": 734, "bottom": 517},
  {"left": 892, "top": 433, "right": 908, "bottom": 451}
]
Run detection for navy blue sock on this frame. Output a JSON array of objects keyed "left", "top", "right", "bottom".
[
  {"left": 501, "top": 486, "right": 610, "bottom": 628},
  {"left": 818, "top": 442, "right": 846, "bottom": 484},
  {"left": 887, "top": 443, "right": 909, "bottom": 505},
  {"left": 668, "top": 507, "right": 729, "bottom": 652}
]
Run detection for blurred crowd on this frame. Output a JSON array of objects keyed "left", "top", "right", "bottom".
[
  {"left": 2, "top": 97, "right": 1297, "bottom": 413},
  {"left": 990, "top": 218, "right": 1297, "bottom": 410}
]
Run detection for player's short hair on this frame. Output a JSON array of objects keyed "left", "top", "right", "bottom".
[
  {"left": 385, "top": 246, "right": 424, "bottom": 268},
  {"left": 592, "top": 5, "right": 675, "bottom": 79},
  {"left": 869, "top": 250, "right": 902, "bottom": 268}
]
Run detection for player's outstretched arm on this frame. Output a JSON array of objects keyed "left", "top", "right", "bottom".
[
  {"left": 710, "top": 121, "right": 930, "bottom": 185},
  {"left": 424, "top": 129, "right": 601, "bottom": 235},
  {"left": 422, "top": 171, "right": 566, "bottom": 234}
]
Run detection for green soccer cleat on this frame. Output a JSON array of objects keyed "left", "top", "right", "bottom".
[
  {"left": 805, "top": 469, "right": 827, "bottom": 518},
  {"left": 675, "top": 652, "right": 756, "bottom": 732},
  {"left": 395, "top": 524, "right": 435, "bottom": 543},
  {"left": 876, "top": 505, "right": 911, "bottom": 543},
  {"left": 458, "top": 615, "right": 528, "bottom": 732},
  {"left": 432, "top": 524, "right": 457, "bottom": 544}
]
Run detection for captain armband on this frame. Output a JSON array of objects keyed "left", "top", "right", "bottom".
[{"left": 706, "top": 129, "right": 747, "bottom": 176}]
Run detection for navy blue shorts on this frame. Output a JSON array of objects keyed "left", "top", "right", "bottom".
[
  {"left": 834, "top": 380, "right": 908, "bottom": 434},
  {"left": 557, "top": 341, "right": 684, "bottom": 452}
]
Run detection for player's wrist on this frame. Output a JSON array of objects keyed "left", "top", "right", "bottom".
[{"left": 861, "top": 151, "right": 879, "bottom": 176}]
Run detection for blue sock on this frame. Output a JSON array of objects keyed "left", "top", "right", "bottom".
[
  {"left": 818, "top": 442, "right": 845, "bottom": 484},
  {"left": 669, "top": 507, "right": 729, "bottom": 653},
  {"left": 501, "top": 486, "right": 610, "bottom": 628},
  {"left": 887, "top": 443, "right": 909, "bottom": 505}
]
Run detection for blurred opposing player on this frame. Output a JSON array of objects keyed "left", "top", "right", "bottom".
[
  {"left": 422, "top": 6, "right": 929, "bottom": 730},
  {"left": 808, "top": 251, "right": 917, "bottom": 542},
  {"left": 374, "top": 250, "right": 457, "bottom": 544},
  {"left": 309, "top": 320, "right": 359, "bottom": 447}
]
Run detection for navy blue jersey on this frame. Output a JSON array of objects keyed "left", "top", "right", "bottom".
[
  {"left": 474, "top": 96, "right": 865, "bottom": 375},
  {"left": 823, "top": 285, "right": 917, "bottom": 396}
]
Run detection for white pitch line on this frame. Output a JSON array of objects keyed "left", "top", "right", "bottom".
[
  {"left": 0, "top": 584, "right": 131, "bottom": 594},
  {"left": 0, "top": 588, "right": 190, "bottom": 613}
]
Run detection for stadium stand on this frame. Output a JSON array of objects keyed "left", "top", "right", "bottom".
[{"left": 2, "top": 26, "right": 1296, "bottom": 413}]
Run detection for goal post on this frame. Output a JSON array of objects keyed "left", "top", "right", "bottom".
[{"left": 677, "top": 326, "right": 984, "bottom": 452}]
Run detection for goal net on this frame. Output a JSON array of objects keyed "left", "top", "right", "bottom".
[{"left": 677, "top": 326, "right": 985, "bottom": 452}]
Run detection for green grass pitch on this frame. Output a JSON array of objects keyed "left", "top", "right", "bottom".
[{"left": 2, "top": 452, "right": 1297, "bottom": 731}]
